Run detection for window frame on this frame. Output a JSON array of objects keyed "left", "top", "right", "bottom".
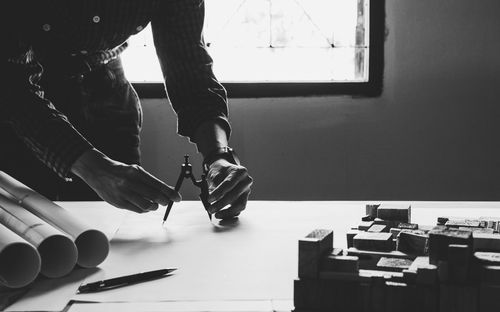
[{"left": 133, "top": 0, "right": 384, "bottom": 99}]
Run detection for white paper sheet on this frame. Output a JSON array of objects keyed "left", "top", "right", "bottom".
[
  {"left": 72, "top": 201, "right": 363, "bottom": 303},
  {"left": 0, "top": 224, "right": 40, "bottom": 288},
  {"left": 68, "top": 300, "right": 274, "bottom": 312},
  {"left": 0, "top": 171, "right": 109, "bottom": 268},
  {"left": 0, "top": 194, "right": 77, "bottom": 278}
]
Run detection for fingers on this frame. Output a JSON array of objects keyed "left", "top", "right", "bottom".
[
  {"left": 135, "top": 166, "right": 181, "bottom": 202},
  {"left": 208, "top": 174, "right": 252, "bottom": 213},
  {"left": 126, "top": 192, "right": 159, "bottom": 213},
  {"left": 208, "top": 166, "right": 251, "bottom": 203},
  {"left": 105, "top": 165, "right": 180, "bottom": 214},
  {"left": 128, "top": 181, "right": 171, "bottom": 206},
  {"left": 214, "top": 192, "right": 249, "bottom": 220},
  {"left": 111, "top": 200, "right": 144, "bottom": 214},
  {"left": 206, "top": 163, "right": 252, "bottom": 220}
]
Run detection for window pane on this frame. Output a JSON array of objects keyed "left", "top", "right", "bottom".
[{"left": 121, "top": 0, "right": 369, "bottom": 83}]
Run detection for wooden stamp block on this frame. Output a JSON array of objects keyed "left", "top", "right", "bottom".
[
  {"left": 347, "top": 230, "right": 363, "bottom": 248},
  {"left": 439, "top": 284, "right": 452, "bottom": 312},
  {"left": 437, "top": 217, "right": 450, "bottom": 225},
  {"left": 353, "top": 232, "right": 394, "bottom": 252},
  {"left": 396, "top": 230, "right": 429, "bottom": 256},
  {"left": 367, "top": 224, "right": 389, "bottom": 233},
  {"left": 321, "top": 255, "right": 359, "bottom": 273},
  {"left": 439, "top": 284, "right": 479, "bottom": 312},
  {"left": 419, "top": 225, "right": 437, "bottom": 233},
  {"left": 448, "top": 244, "right": 471, "bottom": 283},
  {"left": 474, "top": 251, "right": 500, "bottom": 265},
  {"left": 376, "top": 205, "right": 411, "bottom": 223},
  {"left": 370, "top": 276, "right": 386, "bottom": 312},
  {"left": 361, "top": 269, "right": 405, "bottom": 279},
  {"left": 445, "top": 219, "right": 482, "bottom": 228},
  {"left": 362, "top": 215, "right": 375, "bottom": 222},
  {"left": 479, "top": 283, "right": 500, "bottom": 311},
  {"left": 480, "top": 265, "right": 500, "bottom": 285},
  {"left": 293, "top": 278, "right": 364, "bottom": 311},
  {"left": 319, "top": 271, "right": 371, "bottom": 283},
  {"left": 347, "top": 248, "right": 413, "bottom": 270},
  {"left": 473, "top": 233, "right": 500, "bottom": 252},
  {"left": 319, "top": 269, "right": 404, "bottom": 284},
  {"left": 373, "top": 218, "right": 401, "bottom": 229},
  {"left": 359, "top": 282, "right": 371, "bottom": 312},
  {"left": 408, "top": 256, "right": 430, "bottom": 271},
  {"left": 390, "top": 228, "right": 402, "bottom": 239},
  {"left": 428, "top": 227, "right": 472, "bottom": 264},
  {"left": 376, "top": 257, "right": 413, "bottom": 272},
  {"left": 407, "top": 256, "right": 438, "bottom": 284},
  {"left": 460, "top": 227, "right": 495, "bottom": 234},
  {"left": 398, "top": 223, "right": 419, "bottom": 230},
  {"left": 366, "top": 204, "right": 380, "bottom": 218},
  {"left": 298, "top": 229, "right": 333, "bottom": 278},
  {"left": 479, "top": 217, "right": 500, "bottom": 233},
  {"left": 331, "top": 247, "right": 343, "bottom": 256},
  {"left": 385, "top": 281, "right": 417, "bottom": 312},
  {"left": 438, "top": 260, "right": 449, "bottom": 282},
  {"left": 416, "top": 284, "right": 439, "bottom": 312},
  {"left": 402, "top": 269, "right": 417, "bottom": 284},
  {"left": 358, "top": 221, "right": 374, "bottom": 231},
  {"left": 417, "top": 266, "right": 439, "bottom": 285}
]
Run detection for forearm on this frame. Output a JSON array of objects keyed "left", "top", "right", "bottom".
[
  {"left": 193, "top": 120, "right": 229, "bottom": 158},
  {"left": 70, "top": 148, "right": 107, "bottom": 181}
]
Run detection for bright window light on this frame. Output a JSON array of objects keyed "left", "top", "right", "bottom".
[{"left": 121, "top": 0, "right": 369, "bottom": 83}]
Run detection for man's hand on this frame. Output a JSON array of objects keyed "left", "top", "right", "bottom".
[
  {"left": 71, "top": 149, "right": 181, "bottom": 213},
  {"left": 205, "top": 159, "right": 253, "bottom": 220}
]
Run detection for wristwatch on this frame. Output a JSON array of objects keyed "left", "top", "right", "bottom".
[{"left": 202, "top": 146, "right": 240, "bottom": 173}]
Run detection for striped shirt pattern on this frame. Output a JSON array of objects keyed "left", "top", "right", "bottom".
[{"left": 1, "top": 0, "right": 230, "bottom": 180}]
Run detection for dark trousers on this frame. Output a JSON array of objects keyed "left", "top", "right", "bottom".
[{"left": 0, "top": 57, "right": 142, "bottom": 200}]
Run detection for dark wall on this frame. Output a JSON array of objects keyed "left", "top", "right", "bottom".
[{"left": 140, "top": 0, "right": 500, "bottom": 200}]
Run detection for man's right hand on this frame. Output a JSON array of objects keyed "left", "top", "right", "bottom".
[{"left": 71, "top": 149, "right": 181, "bottom": 213}]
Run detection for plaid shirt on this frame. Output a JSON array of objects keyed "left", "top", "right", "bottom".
[{"left": 0, "top": 0, "right": 230, "bottom": 180}]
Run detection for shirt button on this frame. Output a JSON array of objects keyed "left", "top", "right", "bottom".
[
  {"left": 92, "top": 15, "right": 101, "bottom": 23},
  {"left": 136, "top": 25, "right": 143, "bottom": 32},
  {"left": 42, "top": 24, "right": 51, "bottom": 32}
]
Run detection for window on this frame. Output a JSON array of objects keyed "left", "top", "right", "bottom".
[{"left": 122, "top": 0, "right": 384, "bottom": 97}]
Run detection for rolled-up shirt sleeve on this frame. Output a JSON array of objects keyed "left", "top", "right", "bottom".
[
  {"left": 0, "top": 50, "right": 94, "bottom": 180},
  {"left": 150, "top": 0, "right": 231, "bottom": 142}
]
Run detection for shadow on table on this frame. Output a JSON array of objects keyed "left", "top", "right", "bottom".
[
  {"left": 212, "top": 217, "right": 240, "bottom": 233},
  {"left": 1, "top": 267, "right": 99, "bottom": 310}
]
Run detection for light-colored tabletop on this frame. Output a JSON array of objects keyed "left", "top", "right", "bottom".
[{"left": 4, "top": 201, "right": 500, "bottom": 312}]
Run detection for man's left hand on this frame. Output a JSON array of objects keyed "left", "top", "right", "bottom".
[{"left": 205, "top": 159, "right": 253, "bottom": 219}]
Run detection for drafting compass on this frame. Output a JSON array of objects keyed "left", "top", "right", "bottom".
[{"left": 162, "top": 155, "right": 211, "bottom": 224}]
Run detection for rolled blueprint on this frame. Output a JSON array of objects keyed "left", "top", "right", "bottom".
[
  {"left": 0, "top": 223, "right": 41, "bottom": 288},
  {"left": 0, "top": 171, "right": 109, "bottom": 268},
  {"left": 0, "top": 195, "right": 77, "bottom": 278}
]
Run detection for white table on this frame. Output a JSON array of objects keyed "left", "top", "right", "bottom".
[{"left": 5, "top": 201, "right": 500, "bottom": 312}]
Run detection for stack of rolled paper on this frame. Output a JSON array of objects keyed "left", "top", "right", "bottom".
[{"left": 0, "top": 171, "right": 109, "bottom": 288}]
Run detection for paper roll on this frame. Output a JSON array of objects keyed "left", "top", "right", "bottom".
[
  {"left": 0, "top": 195, "right": 77, "bottom": 278},
  {"left": 0, "top": 224, "right": 40, "bottom": 288},
  {"left": 0, "top": 171, "right": 109, "bottom": 268}
]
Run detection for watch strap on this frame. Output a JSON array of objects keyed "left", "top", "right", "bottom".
[{"left": 202, "top": 146, "right": 240, "bottom": 173}]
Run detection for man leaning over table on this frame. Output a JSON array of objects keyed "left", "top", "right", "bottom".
[{"left": 0, "top": 0, "right": 252, "bottom": 219}]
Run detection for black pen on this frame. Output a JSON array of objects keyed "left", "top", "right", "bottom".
[{"left": 77, "top": 268, "right": 177, "bottom": 293}]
